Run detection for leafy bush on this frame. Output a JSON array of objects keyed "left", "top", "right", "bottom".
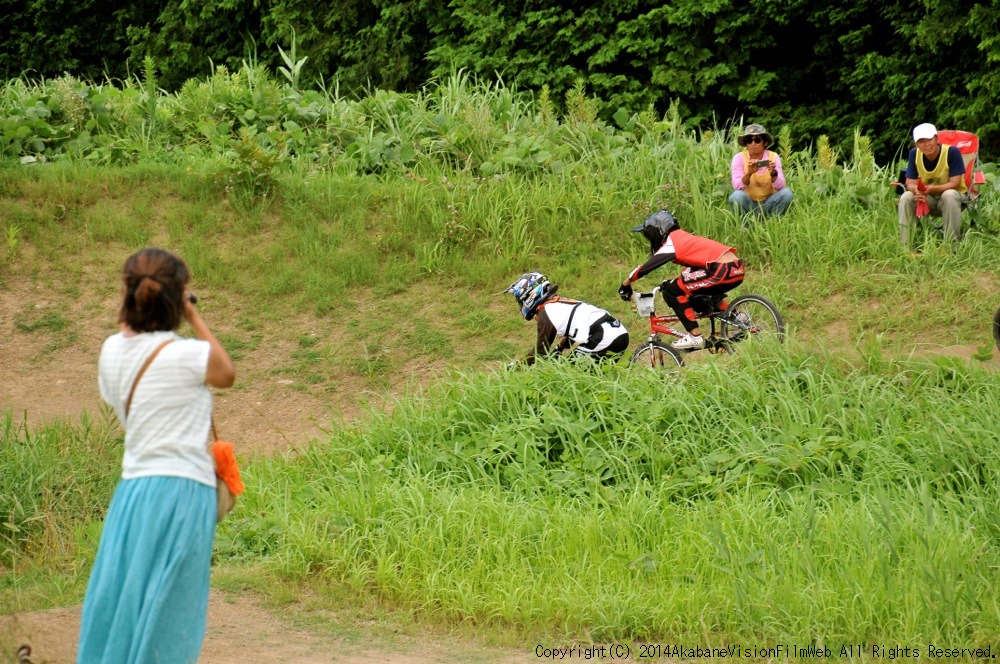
[{"left": 3, "top": 64, "right": 923, "bottom": 215}]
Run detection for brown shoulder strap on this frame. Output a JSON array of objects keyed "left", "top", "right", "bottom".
[
  {"left": 538, "top": 295, "right": 579, "bottom": 310},
  {"left": 125, "top": 339, "right": 174, "bottom": 418}
]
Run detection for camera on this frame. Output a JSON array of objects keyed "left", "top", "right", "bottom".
[{"left": 756, "top": 159, "right": 770, "bottom": 168}]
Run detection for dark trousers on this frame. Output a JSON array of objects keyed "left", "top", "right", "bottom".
[{"left": 662, "top": 260, "right": 745, "bottom": 332}]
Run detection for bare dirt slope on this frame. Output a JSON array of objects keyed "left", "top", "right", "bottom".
[{"left": 0, "top": 266, "right": 471, "bottom": 455}]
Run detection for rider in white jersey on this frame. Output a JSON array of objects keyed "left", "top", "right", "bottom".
[{"left": 505, "top": 272, "right": 629, "bottom": 364}]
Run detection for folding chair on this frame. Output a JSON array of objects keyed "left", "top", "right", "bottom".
[{"left": 936, "top": 129, "right": 986, "bottom": 227}]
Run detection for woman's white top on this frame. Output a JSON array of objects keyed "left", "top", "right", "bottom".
[{"left": 98, "top": 330, "right": 215, "bottom": 487}]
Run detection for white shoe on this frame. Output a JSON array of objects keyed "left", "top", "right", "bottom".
[{"left": 672, "top": 334, "right": 705, "bottom": 350}]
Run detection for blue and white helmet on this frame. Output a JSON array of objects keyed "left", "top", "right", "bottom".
[{"left": 506, "top": 272, "right": 554, "bottom": 320}]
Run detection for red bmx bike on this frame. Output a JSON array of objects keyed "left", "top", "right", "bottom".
[{"left": 629, "top": 287, "right": 784, "bottom": 370}]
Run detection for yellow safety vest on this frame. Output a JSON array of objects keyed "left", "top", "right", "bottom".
[{"left": 916, "top": 144, "right": 967, "bottom": 194}]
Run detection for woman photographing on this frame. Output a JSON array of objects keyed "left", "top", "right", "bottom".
[{"left": 78, "top": 248, "right": 235, "bottom": 663}]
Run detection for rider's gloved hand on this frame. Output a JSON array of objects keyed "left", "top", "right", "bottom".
[{"left": 617, "top": 283, "right": 633, "bottom": 301}]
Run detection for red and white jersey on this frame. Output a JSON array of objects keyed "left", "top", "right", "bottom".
[{"left": 628, "top": 230, "right": 735, "bottom": 281}]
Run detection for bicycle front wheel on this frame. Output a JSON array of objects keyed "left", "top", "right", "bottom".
[
  {"left": 720, "top": 294, "right": 785, "bottom": 348},
  {"left": 629, "top": 341, "right": 684, "bottom": 372},
  {"left": 993, "top": 305, "right": 1000, "bottom": 351}
]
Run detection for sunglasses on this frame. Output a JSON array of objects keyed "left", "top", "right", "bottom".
[{"left": 746, "top": 136, "right": 765, "bottom": 144}]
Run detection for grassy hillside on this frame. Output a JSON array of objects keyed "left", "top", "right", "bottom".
[{"left": 3, "top": 72, "right": 1000, "bottom": 649}]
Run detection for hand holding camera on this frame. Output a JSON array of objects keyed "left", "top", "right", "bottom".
[{"left": 182, "top": 290, "right": 199, "bottom": 324}]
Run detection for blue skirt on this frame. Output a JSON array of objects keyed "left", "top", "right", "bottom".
[{"left": 77, "top": 476, "right": 216, "bottom": 664}]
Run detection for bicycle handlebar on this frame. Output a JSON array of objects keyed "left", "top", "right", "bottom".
[
  {"left": 631, "top": 287, "right": 660, "bottom": 317},
  {"left": 631, "top": 286, "right": 660, "bottom": 303}
]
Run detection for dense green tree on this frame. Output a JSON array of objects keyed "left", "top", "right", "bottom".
[
  {"left": 0, "top": 0, "right": 159, "bottom": 81},
  {"left": 422, "top": 0, "right": 1000, "bottom": 159},
  {"left": 124, "top": 0, "right": 264, "bottom": 89},
  {"left": 258, "top": 0, "right": 446, "bottom": 91},
  {"left": 2, "top": 0, "right": 999, "bottom": 160}
]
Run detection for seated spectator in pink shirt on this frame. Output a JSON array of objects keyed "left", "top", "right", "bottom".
[{"left": 728, "top": 123, "right": 793, "bottom": 218}]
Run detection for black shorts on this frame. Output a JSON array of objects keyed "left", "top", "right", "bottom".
[{"left": 575, "top": 315, "right": 629, "bottom": 358}]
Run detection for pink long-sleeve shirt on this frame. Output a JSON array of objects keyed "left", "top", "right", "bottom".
[{"left": 731, "top": 150, "right": 787, "bottom": 191}]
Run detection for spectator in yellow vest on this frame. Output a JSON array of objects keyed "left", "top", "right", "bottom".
[
  {"left": 898, "top": 123, "right": 968, "bottom": 246},
  {"left": 728, "top": 123, "right": 793, "bottom": 219}
]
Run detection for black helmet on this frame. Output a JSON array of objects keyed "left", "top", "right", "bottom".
[{"left": 631, "top": 209, "right": 679, "bottom": 251}]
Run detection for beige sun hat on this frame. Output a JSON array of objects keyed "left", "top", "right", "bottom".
[{"left": 738, "top": 123, "right": 773, "bottom": 147}]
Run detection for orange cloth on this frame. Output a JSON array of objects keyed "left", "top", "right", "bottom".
[
  {"left": 212, "top": 440, "right": 245, "bottom": 495},
  {"left": 915, "top": 179, "right": 930, "bottom": 218}
]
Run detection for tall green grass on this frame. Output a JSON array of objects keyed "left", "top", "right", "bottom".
[
  {"left": 5, "top": 62, "right": 1000, "bottom": 302},
  {"left": 8, "top": 351, "right": 997, "bottom": 643},
  {"left": 228, "top": 351, "right": 999, "bottom": 644},
  {"left": 0, "top": 411, "right": 119, "bottom": 611}
]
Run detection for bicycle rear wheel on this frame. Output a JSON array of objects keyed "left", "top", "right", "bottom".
[
  {"left": 993, "top": 305, "right": 1000, "bottom": 351},
  {"left": 629, "top": 341, "right": 684, "bottom": 372},
  {"left": 720, "top": 294, "right": 784, "bottom": 349}
]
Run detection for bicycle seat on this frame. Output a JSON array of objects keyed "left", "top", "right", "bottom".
[{"left": 690, "top": 294, "right": 726, "bottom": 316}]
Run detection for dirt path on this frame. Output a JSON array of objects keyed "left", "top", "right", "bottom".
[{"left": 1, "top": 591, "right": 539, "bottom": 664}]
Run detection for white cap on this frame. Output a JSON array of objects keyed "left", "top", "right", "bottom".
[{"left": 913, "top": 123, "right": 937, "bottom": 141}]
